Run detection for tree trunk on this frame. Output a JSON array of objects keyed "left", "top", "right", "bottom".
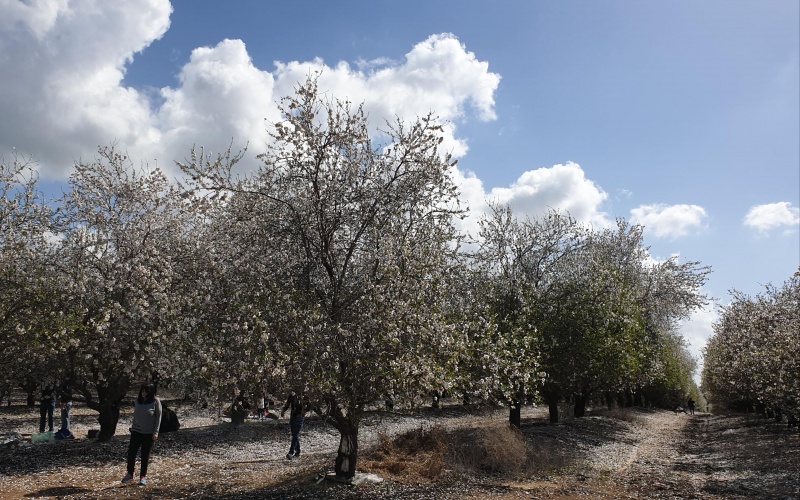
[
  {"left": 96, "top": 402, "right": 121, "bottom": 441},
  {"left": 20, "top": 379, "right": 37, "bottom": 407},
  {"left": 542, "top": 384, "right": 560, "bottom": 423},
  {"left": 86, "top": 380, "right": 127, "bottom": 441},
  {"left": 624, "top": 391, "right": 633, "bottom": 407},
  {"left": 574, "top": 394, "right": 587, "bottom": 417},
  {"left": 547, "top": 400, "right": 559, "bottom": 423},
  {"left": 509, "top": 399, "right": 521, "bottom": 428},
  {"left": 334, "top": 419, "right": 359, "bottom": 479}
]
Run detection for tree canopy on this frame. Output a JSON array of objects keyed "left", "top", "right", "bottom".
[
  {"left": 703, "top": 270, "right": 799, "bottom": 416},
  {"left": 1, "top": 77, "right": 722, "bottom": 478}
]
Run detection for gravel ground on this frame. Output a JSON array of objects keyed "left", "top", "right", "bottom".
[{"left": 1, "top": 401, "right": 798, "bottom": 499}]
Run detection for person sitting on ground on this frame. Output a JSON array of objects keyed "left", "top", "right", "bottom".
[
  {"left": 54, "top": 394, "right": 74, "bottom": 440},
  {"left": 229, "top": 394, "right": 251, "bottom": 424}
]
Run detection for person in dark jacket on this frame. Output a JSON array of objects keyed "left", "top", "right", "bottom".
[
  {"left": 121, "top": 384, "right": 162, "bottom": 486},
  {"left": 38, "top": 386, "right": 55, "bottom": 433},
  {"left": 281, "top": 391, "right": 309, "bottom": 459}
]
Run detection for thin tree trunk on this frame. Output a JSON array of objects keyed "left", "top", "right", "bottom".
[
  {"left": 574, "top": 394, "right": 587, "bottom": 417},
  {"left": 542, "top": 383, "right": 560, "bottom": 423},
  {"left": 548, "top": 401, "right": 559, "bottom": 423},
  {"left": 509, "top": 399, "right": 521, "bottom": 428},
  {"left": 21, "top": 379, "right": 37, "bottom": 407}
]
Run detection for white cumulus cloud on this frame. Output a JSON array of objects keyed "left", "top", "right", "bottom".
[
  {"left": 0, "top": 0, "right": 173, "bottom": 177},
  {"left": 454, "top": 162, "right": 613, "bottom": 240},
  {"left": 743, "top": 202, "right": 800, "bottom": 234},
  {"left": 489, "top": 162, "right": 611, "bottom": 227},
  {"left": 0, "top": 1, "right": 499, "bottom": 181},
  {"left": 630, "top": 204, "right": 707, "bottom": 239}
]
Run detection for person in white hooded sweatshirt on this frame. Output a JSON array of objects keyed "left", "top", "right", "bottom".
[{"left": 121, "top": 383, "right": 162, "bottom": 486}]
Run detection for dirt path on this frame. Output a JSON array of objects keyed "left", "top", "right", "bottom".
[
  {"left": 604, "top": 410, "right": 704, "bottom": 498},
  {"left": 1, "top": 404, "right": 797, "bottom": 499},
  {"left": 564, "top": 411, "right": 799, "bottom": 499}
]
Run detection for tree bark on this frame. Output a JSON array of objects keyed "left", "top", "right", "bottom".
[
  {"left": 624, "top": 391, "right": 633, "bottom": 407},
  {"left": 85, "top": 380, "right": 126, "bottom": 441},
  {"left": 21, "top": 379, "right": 37, "bottom": 407},
  {"left": 509, "top": 399, "right": 521, "bottom": 428},
  {"left": 542, "top": 384, "right": 560, "bottom": 423},
  {"left": 334, "top": 419, "right": 358, "bottom": 479},
  {"left": 96, "top": 402, "right": 121, "bottom": 441},
  {"left": 574, "top": 393, "right": 587, "bottom": 417},
  {"left": 633, "top": 389, "right": 643, "bottom": 407}
]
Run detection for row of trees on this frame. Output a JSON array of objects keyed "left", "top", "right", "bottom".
[
  {"left": 702, "top": 270, "right": 799, "bottom": 417},
  {"left": 1, "top": 77, "right": 709, "bottom": 478}
]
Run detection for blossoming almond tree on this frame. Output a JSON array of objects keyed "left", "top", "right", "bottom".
[
  {"left": 0, "top": 153, "right": 61, "bottom": 404},
  {"left": 703, "top": 270, "right": 799, "bottom": 416},
  {"left": 462, "top": 206, "right": 586, "bottom": 427},
  {"left": 181, "top": 76, "right": 464, "bottom": 479},
  {"left": 55, "top": 146, "right": 192, "bottom": 440}
]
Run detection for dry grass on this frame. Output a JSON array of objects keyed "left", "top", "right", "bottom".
[
  {"left": 362, "top": 426, "right": 449, "bottom": 481},
  {"left": 591, "top": 407, "right": 649, "bottom": 425},
  {"left": 362, "top": 420, "right": 574, "bottom": 484}
]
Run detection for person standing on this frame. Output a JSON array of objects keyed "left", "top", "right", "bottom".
[
  {"left": 281, "top": 391, "right": 309, "bottom": 460},
  {"left": 38, "top": 385, "right": 55, "bottom": 433},
  {"left": 687, "top": 397, "right": 696, "bottom": 415},
  {"left": 256, "top": 393, "right": 266, "bottom": 420},
  {"left": 121, "top": 384, "right": 162, "bottom": 486}
]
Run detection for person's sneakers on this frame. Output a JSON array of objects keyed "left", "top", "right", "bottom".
[
  {"left": 139, "top": 476, "right": 147, "bottom": 486},
  {"left": 293, "top": 453, "right": 301, "bottom": 459},
  {"left": 121, "top": 474, "right": 133, "bottom": 483},
  {"left": 286, "top": 453, "right": 293, "bottom": 460}
]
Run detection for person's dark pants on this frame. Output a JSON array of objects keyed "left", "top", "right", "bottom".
[
  {"left": 289, "top": 416, "right": 304, "bottom": 456},
  {"left": 126, "top": 431, "right": 155, "bottom": 477},
  {"left": 39, "top": 400, "right": 55, "bottom": 432}
]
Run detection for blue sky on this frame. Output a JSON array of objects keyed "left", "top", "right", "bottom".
[{"left": 1, "top": 0, "right": 798, "bottom": 368}]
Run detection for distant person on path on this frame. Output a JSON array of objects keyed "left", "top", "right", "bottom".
[
  {"left": 38, "top": 385, "right": 55, "bottom": 433},
  {"left": 256, "top": 393, "right": 266, "bottom": 420},
  {"left": 281, "top": 391, "right": 309, "bottom": 460},
  {"left": 687, "top": 398, "right": 695, "bottom": 415},
  {"left": 121, "top": 383, "right": 162, "bottom": 486}
]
